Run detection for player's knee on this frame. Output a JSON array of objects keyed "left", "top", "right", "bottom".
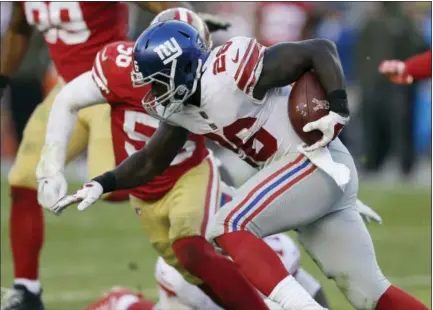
[
  {"left": 172, "top": 236, "right": 214, "bottom": 272},
  {"left": 332, "top": 271, "right": 390, "bottom": 309},
  {"left": 204, "top": 216, "right": 225, "bottom": 243}
]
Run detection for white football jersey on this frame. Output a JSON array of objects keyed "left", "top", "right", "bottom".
[{"left": 161, "top": 36, "right": 303, "bottom": 169}]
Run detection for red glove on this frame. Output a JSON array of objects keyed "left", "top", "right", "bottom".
[{"left": 86, "top": 287, "right": 154, "bottom": 310}]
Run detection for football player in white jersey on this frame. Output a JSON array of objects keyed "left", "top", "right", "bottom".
[{"left": 52, "top": 21, "right": 427, "bottom": 310}]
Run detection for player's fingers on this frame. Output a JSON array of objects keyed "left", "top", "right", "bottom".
[
  {"left": 372, "top": 213, "right": 383, "bottom": 224},
  {"left": 302, "top": 120, "right": 319, "bottom": 133},
  {"left": 379, "top": 61, "right": 395, "bottom": 74},
  {"left": 51, "top": 195, "right": 81, "bottom": 214},
  {"left": 77, "top": 198, "right": 96, "bottom": 211},
  {"left": 302, "top": 140, "right": 322, "bottom": 152}
]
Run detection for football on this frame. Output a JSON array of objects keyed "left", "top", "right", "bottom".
[{"left": 288, "top": 71, "right": 330, "bottom": 145}]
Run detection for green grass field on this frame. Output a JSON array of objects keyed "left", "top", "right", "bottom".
[{"left": 1, "top": 180, "right": 431, "bottom": 310}]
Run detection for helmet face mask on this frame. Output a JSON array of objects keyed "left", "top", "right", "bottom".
[{"left": 140, "top": 59, "right": 202, "bottom": 118}]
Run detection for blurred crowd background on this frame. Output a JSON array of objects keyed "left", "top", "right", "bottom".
[{"left": 0, "top": 1, "right": 431, "bottom": 186}]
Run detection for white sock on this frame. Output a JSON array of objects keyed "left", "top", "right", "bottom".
[
  {"left": 269, "top": 275, "right": 325, "bottom": 310},
  {"left": 116, "top": 294, "right": 140, "bottom": 310},
  {"left": 14, "top": 279, "right": 41, "bottom": 295}
]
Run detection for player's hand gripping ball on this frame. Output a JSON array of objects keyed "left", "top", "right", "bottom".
[
  {"left": 289, "top": 72, "right": 331, "bottom": 146},
  {"left": 289, "top": 71, "right": 349, "bottom": 151}
]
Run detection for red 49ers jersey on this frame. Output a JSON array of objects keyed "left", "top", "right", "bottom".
[
  {"left": 91, "top": 41, "right": 208, "bottom": 201},
  {"left": 22, "top": 2, "right": 128, "bottom": 82}
]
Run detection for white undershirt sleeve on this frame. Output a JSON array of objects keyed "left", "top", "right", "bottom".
[{"left": 37, "top": 71, "right": 106, "bottom": 178}]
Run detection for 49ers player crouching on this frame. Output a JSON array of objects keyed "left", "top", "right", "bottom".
[
  {"left": 36, "top": 10, "right": 270, "bottom": 310},
  {"left": 0, "top": 3, "right": 229, "bottom": 310}
]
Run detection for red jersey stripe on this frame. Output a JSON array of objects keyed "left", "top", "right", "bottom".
[
  {"left": 237, "top": 42, "right": 262, "bottom": 91},
  {"left": 234, "top": 39, "right": 254, "bottom": 81}
]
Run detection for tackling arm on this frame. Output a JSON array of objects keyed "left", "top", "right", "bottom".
[
  {"left": 38, "top": 71, "right": 106, "bottom": 175},
  {"left": 93, "top": 123, "right": 189, "bottom": 192},
  {"left": 36, "top": 71, "right": 106, "bottom": 208},
  {"left": 0, "top": 3, "right": 33, "bottom": 94}
]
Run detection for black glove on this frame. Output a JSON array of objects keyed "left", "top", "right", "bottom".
[
  {"left": 198, "top": 13, "right": 231, "bottom": 32},
  {"left": 0, "top": 75, "right": 10, "bottom": 100}
]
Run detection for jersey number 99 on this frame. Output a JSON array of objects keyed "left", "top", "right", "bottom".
[{"left": 24, "top": 2, "right": 90, "bottom": 45}]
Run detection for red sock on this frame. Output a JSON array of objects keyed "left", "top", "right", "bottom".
[
  {"left": 172, "top": 236, "right": 268, "bottom": 310},
  {"left": 102, "top": 190, "right": 129, "bottom": 202},
  {"left": 376, "top": 285, "right": 428, "bottom": 310},
  {"left": 10, "top": 186, "right": 44, "bottom": 280},
  {"left": 216, "top": 231, "right": 289, "bottom": 296}
]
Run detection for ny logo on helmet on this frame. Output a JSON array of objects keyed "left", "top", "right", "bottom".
[{"left": 153, "top": 38, "right": 183, "bottom": 65}]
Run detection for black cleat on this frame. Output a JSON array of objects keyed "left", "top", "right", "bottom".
[{"left": 1, "top": 285, "right": 44, "bottom": 310}]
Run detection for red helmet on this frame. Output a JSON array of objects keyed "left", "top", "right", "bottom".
[{"left": 150, "top": 8, "right": 212, "bottom": 49}]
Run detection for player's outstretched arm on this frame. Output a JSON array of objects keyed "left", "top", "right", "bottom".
[
  {"left": 51, "top": 123, "right": 189, "bottom": 214},
  {"left": 254, "top": 39, "right": 350, "bottom": 151},
  {"left": 0, "top": 3, "right": 33, "bottom": 98},
  {"left": 379, "top": 50, "right": 432, "bottom": 84},
  {"left": 36, "top": 71, "right": 106, "bottom": 209}
]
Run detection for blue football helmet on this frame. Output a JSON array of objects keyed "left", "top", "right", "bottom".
[{"left": 132, "top": 20, "right": 210, "bottom": 118}]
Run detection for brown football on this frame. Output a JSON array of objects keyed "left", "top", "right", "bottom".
[{"left": 288, "top": 71, "right": 330, "bottom": 145}]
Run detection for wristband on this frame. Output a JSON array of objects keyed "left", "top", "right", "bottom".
[
  {"left": 0, "top": 75, "right": 10, "bottom": 89},
  {"left": 92, "top": 171, "right": 117, "bottom": 193},
  {"left": 327, "top": 89, "right": 349, "bottom": 117}
]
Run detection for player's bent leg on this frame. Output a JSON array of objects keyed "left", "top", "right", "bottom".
[
  {"left": 82, "top": 104, "right": 129, "bottom": 202},
  {"left": 297, "top": 208, "right": 420, "bottom": 310},
  {"left": 168, "top": 156, "right": 269, "bottom": 310},
  {"left": 6, "top": 86, "right": 88, "bottom": 308},
  {"left": 206, "top": 153, "right": 344, "bottom": 309},
  {"left": 130, "top": 192, "right": 236, "bottom": 309},
  {"left": 128, "top": 195, "right": 183, "bottom": 272}
]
